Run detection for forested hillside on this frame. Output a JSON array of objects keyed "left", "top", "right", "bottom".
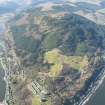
[
  {"left": 8, "top": 6, "right": 105, "bottom": 65},
  {"left": 6, "top": 3, "right": 105, "bottom": 105}
]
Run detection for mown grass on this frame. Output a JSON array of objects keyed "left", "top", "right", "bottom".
[
  {"left": 32, "top": 96, "right": 41, "bottom": 105},
  {"left": 44, "top": 49, "right": 88, "bottom": 77},
  {"left": 32, "top": 96, "right": 51, "bottom": 105},
  {"left": 44, "top": 49, "right": 60, "bottom": 64},
  {"left": 63, "top": 55, "right": 88, "bottom": 70},
  {"left": 49, "top": 63, "right": 63, "bottom": 77}
]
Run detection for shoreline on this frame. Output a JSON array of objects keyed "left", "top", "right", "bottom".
[
  {"left": 1, "top": 56, "right": 105, "bottom": 105},
  {"left": 78, "top": 66, "right": 105, "bottom": 105},
  {"left": 0, "top": 58, "right": 8, "bottom": 105},
  {"left": 0, "top": 24, "right": 8, "bottom": 105}
]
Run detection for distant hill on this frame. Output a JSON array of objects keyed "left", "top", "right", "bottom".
[
  {"left": 0, "top": 1, "right": 19, "bottom": 14},
  {"left": 8, "top": 4, "right": 105, "bottom": 65}
]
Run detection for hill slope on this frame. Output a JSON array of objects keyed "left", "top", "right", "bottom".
[
  {"left": 8, "top": 6, "right": 105, "bottom": 65},
  {"left": 5, "top": 2, "right": 105, "bottom": 105}
]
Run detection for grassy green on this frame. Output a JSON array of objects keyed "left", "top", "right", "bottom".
[{"left": 44, "top": 49, "right": 88, "bottom": 77}]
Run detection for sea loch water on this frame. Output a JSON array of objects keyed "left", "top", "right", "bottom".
[
  {"left": 86, "top": 78, "right": 105, "bottom": 105},
  {"left": 0, "top": 23, "right": 6, "bottom": 102},
  {"left": 0, "top": 67, "right": 6, "bottom": 102}
]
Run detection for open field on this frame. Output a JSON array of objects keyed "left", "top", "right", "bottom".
[
  {"left": 32, "top": 96, "right": 41, "bottom": 105},
  {"left": 44, "top": 49, "right": 89, "bottom": 77},
  {"left": 32, "top": 95, "right": 51, "bottom": 105}
]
